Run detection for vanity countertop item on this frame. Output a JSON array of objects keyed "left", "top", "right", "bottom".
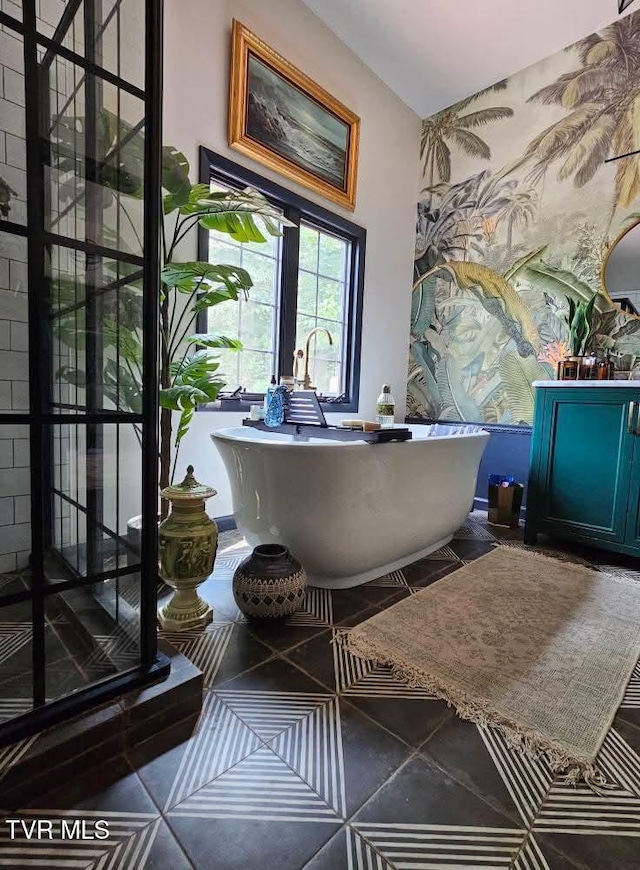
[{"left": 532, "top": 380, "right": 640, "bottom": 388}]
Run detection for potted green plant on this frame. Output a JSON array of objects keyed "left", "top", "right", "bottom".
[
  {"left": 56, "top": 145, "right": 288, "bottom": 490},
  {"left": 559, "top": 291, "right": 599, "bottom": 379},
  {"left": 152, "top": 148, "right": 291, "bottom": 629},
  {"left": 157, "top": 147, "right": 289, "bottom": 498},
  {"left": 54, "top": 143, "right": 291, "bottom": 627}
]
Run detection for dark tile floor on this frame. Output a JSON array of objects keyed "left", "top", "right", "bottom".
[{"left": 1, "top": 512, "right": 639, "bottom": 869}]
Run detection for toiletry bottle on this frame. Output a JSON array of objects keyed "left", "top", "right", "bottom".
[
  {"left": 597, "top": 352, "right": 614, "bottom": 380},
  {"left": 264, "top": 374, "right": 277, "bottom": 411},
  {"left": 376, "top": 384, "right": 395, "bottom": 428},
  {"left": 580, "top": 350, "right": 596, "bottom": 380}
]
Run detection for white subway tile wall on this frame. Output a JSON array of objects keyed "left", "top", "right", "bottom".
[{"left": 0, "top": 19, "right": 29, "bottom": 572}]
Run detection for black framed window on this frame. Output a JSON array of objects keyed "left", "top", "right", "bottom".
[{"left": 198, "top": 147, "right": 365, "bottom": 413}]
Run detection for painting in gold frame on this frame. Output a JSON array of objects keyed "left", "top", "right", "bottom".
[{"left": 229, "top": 20, "right": 360, "bottom": 211}]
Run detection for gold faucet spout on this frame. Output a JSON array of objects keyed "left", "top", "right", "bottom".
[{"left": 302, "top": 327, "right": 333, "bottom": 391}]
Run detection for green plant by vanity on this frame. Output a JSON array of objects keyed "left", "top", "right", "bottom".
[{"left": 565, "top": 291, "right": 599, "bottom": 357}]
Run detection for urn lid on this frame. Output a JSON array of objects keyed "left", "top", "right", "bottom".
[{"left": 161, "top": 465, "right": 217, "bottom": 501}]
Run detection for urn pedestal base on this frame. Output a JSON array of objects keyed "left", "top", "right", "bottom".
[{"left": 157, "top": 590, "right": 213, "bottom": 632}]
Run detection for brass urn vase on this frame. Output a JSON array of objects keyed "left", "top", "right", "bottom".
[{"left": 157, "top": 465, "right": 217, "bottom": 631}]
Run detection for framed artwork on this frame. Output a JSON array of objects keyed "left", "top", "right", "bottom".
[{"left": 228, "top": 20, "right": 360, "bottom": 210}]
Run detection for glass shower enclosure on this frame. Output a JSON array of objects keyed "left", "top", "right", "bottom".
[{"left": 0, "top": 0, "right": 166, "bottom": 744}]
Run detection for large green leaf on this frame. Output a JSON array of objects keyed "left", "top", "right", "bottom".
[
  {"left": 192, "top": 288, "right": 242, "bottom": 313},
  {"left": 102, "top": 321, "right": 142, "bottom": 363},
  {"left": 409, "top": 342, "right": 441, "bottom": 417},
  {"left": 56, "top": 366, "right": 85, "bottom": 387},
  {"left": 162, "top": 345, "right": 228, "bottom": 444},
  {"left": 498, "top": 352, "right": 549, "bottom": 425},
  {"left": 162, "top": 147, "right": 191, "bottom": 213},
  {"left": 161, "top": 261, "right": 252, "bottom": 295},
  {"left": 186, "top": 333, "right": 243, "bottom": 350},
  {"left": 168, "top": 349, "right": 220, "bottom": 380},
  {"left": 436, "top": 355, "right": 481, "bottom": 421},
  {"left": 160, "top": 382, "right": 222, "bottom": 410},
  {"left": 411, "top": 274, "right": 437, "bottom": 338},
  {"left": 103, "top": 359, "right": 142, "bottom": 413},
  {"left": 503, "top": 246, "right": 547, "bottom": 281},
  {"left": 518, "top": 256, "right": 606, "bottom": 311},
  {"left": 196, "top": 189, "right": 294, "bottom": 242}
]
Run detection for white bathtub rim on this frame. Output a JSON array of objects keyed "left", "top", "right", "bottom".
[
  {"left": 210, "top": 426, "right": 489, "bottom": 448},
  {"left": 304, "top": 534, "right": 456, "bottom": 589}
]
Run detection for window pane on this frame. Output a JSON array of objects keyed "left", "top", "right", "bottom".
[
  {"left": 239, "top": 351, "right": 272, "bottom": 393},
  {"left": 207, "top": 296, "right": 238, "bottom": 337},
  {"left": 215, "top": 347, "right": 239, "bottom": 389},
  {"left": 299, "top": 225, "right": 318, "bottom": 272},
  {"left": 295, "top": 223, "right": 349, "bottom": 397},
  {"left": 317, "top": 276, "right": 343, "bottom": 322},
  {"left": 204, "top": 180, "right": 282, "bottom": 393},
  {"left": 297, "top": 271, "right": 317, "bottom": 317},
  {"left": 318, "top": 232, "right": 347, "bottom": 281},
  {"left": 241, "top": 302, "right": 275, "bottom": 352},
  {"left": 242, "top": 229, "right": 280, "bottom": 259},
  {"left": 242, "top": 250, "right": 279, "bottom": 306},
  {"left": 296, "top": 313, "right": 316, "bottom": 346},
  {"left": 209, "top": 236, "right": 240, "bottom": 267}
]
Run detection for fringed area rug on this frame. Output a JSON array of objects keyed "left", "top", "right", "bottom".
[{"left": 336, "top": 547, "right": 640, "bottom": 789}]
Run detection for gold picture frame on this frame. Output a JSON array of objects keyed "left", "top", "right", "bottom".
[{"left": 228, "top": 20, "right": 360, "bottom": 211}]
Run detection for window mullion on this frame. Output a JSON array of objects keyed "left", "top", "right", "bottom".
[{"left": 278, "top": 205, "right": 300, "bottom": 380}]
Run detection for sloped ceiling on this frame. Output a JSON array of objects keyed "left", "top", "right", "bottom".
[{"left": 301, "top": 0, "right": 636, "bottom": 116}]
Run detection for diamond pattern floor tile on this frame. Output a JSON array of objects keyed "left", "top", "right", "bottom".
[{"left": 5, "top": 518, "right": 640, "bottom": 869}]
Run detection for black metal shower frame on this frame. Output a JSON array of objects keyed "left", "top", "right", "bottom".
[{"left": 0, "top": 0, "right": 168, "bottom": 746}]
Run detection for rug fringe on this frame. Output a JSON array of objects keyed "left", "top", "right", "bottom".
[{"left": 334, "top": 628, "right": 614, "bottom": 793}]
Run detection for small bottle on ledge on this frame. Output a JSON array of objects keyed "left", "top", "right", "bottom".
[{"left": 376, "top": 384, "right": 395, "bottom": 428}]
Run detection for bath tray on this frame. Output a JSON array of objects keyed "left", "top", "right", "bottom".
[
  {"left": 244, "top": 391, "right": 412, "bottom": 442},
  {"left": 242, "top": 420, "right": 413, "bottom": 443}
]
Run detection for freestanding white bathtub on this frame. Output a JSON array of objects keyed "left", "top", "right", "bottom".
[{"left": 211, "top": 424, "right": 489, "bottom": 589}]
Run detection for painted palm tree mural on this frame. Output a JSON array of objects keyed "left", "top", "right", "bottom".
[
  {"left": 409, "top": 11, "right": 640, "bottom": 425},
  {"left": 420, "top": 89, "right": 513, "bottom": 187}
]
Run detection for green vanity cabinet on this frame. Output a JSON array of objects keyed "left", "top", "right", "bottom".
[{"left": 524, "top": 383, "right": 640, "bottom": 557}]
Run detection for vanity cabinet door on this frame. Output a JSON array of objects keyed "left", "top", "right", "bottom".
[
  {"left": 531, "top": 388, "right": 637, "bottom": 544},
  {"left": 624, "top": 414, "right": 640, "bottom": 548}
]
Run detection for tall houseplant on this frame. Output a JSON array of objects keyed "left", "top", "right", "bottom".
[
  {"left": 54, "top": 140, "right": 290, "bottom": 510},
  {"left": 158, "top": 148, "right": 289, "bottom": 504}
]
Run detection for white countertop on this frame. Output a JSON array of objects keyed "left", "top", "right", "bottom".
[{"left": 533, "top": 380, "right": 640, "bottom": 388}]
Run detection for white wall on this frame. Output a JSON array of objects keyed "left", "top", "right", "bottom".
[{"left": 163, "top": 0, "right": 420, "bottom": 515}]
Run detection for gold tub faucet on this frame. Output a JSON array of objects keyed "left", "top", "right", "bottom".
[{"left": 294, "top": 327, "right": 333, "bottom": 390}]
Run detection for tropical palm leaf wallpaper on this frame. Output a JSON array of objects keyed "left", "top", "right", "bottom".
[{"left": 408, "top": 12, "right": 640, "bottom": 426}]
